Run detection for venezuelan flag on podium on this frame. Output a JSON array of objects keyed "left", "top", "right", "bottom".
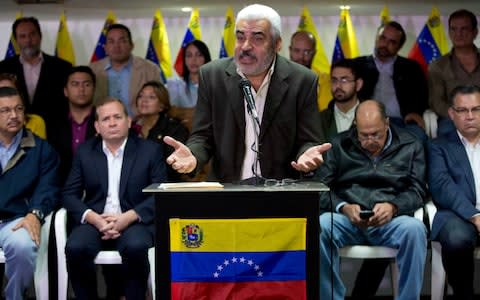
[
  {"left": 174, "top": 8, "right": 202, "bottom": 76},
  {"left": 170, "top": 218, "right": 307, "bottom": 299},
  {"left": 90, "top": 11, "right": 116, "bottom": 62},
  {"left": 55, "top": 12, "right": 75, "bottom": 65},
  {"left": 332, "top": 7, "right": 359, "bottom": 64},
  {"left": 146, "top": 10, "right": 173, "bottom": 83},
  {"left": 297, "top": 7, "right": 331, "bottom": 111},
  {"left": 408, "top": 7, "right": 448, "bottom": 74},
  {"left": 219, "top": 7, "right": 235, "bottom": 58},
  {"left": 4, "top": 12, "right": 22, "bottom": 59}
]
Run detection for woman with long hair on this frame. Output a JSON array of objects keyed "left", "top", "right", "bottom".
[{"left": 167, "top": 40, "right": 211, "bottom": 108}]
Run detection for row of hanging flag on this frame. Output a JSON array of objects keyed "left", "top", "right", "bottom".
[{"left": 4, "top": 6, "right": 449, "bottom": 109}]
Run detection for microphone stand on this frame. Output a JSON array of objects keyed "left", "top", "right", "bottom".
[{"left": 247, "top": 108, "right": 261, "bottom": 185}]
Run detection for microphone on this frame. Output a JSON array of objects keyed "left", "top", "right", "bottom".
[{"left": 239, "top": 78, "right": 260, "bottom": 126}]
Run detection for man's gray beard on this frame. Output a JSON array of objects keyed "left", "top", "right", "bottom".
[{"left": 21, "top": 47, "right": 41, "bottom": 59}]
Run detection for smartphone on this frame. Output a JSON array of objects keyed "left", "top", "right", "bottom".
[{"left": 359, "top": 210, "right": 374, "bottom": 220}]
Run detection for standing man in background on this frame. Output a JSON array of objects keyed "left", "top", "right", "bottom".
[
  {"left": 48, "top": 66, "right": 97, "bottom": 183},
  {"left": 354, "top": 21, "right": 428, "bottom": 141},
  {"left": 90, "top": 23, "right": 161, "bottom": 116},
  {"left": 429, "top": 9, "right": 480, "bottom": 137},
  {"left": 164, "top": 4, "right": 330, "bottom": 182},
  {"left": 0, "top": 17, "right": 72, "bottom": 131},
  {"left": 289, "top": 30, "right": 316, "bottom": 69}
]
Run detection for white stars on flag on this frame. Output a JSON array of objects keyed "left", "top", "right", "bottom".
[{"left": 211, "top": 256, "right": 264, "bottom": 279}]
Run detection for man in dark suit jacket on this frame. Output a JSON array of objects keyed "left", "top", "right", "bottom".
[
  {"left": 429, "top": 84, "right": 480, "bottom": 300},
  {"left": 62, "top": 98, "right": 166, "bottom": 300},
  {"left": 48, "top": 66, "right": 97, "bottom": 183},
  {"left": 164, "top": 4, "right": 330, "bottom": 182},
  {"left": 0, "top": 17, "right": 72, "bottom": 130},
  {"left": 354, "top": 21, "right": 428, "bottom": 142}
]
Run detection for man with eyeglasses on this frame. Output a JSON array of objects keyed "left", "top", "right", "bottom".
[
  {"left": 320, "top": 59, "right": 363, "bottom": 141},
  {"left": 90, "top": 23, "right": 161, "bottom": 116},
  {"left": 429, "top": 9, "right": 480, "bottom": 137},
  {"left": 354, "top": 21, "right": 428, "bottom": 141},
  {"left": 429, "top": 84, "right": 480, "bottom": 300},
  {"left": 317, "top": 100, "right": 428, "bottom": 300},
  {"left": 0, "top": 86, "right": 60, "bottom": 299}
]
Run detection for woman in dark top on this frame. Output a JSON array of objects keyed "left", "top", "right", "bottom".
[{"left": 132, "top": 80, "right": 189, "bottom": 181}]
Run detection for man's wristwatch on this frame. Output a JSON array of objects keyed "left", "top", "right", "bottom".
[{"left": 29, "top": 209, "right": 44, "bottom": 222}]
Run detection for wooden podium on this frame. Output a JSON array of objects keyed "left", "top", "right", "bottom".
[{"left": 143, "top": 181, "right": 328, "bottom": 300}]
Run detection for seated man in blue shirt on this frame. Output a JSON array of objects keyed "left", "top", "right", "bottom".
[
  {"left": 0, "top": 86, "right": 59, "bottom": 299},
  {"left": 317, "top": 100, "right": 428, "bottom": 300}
]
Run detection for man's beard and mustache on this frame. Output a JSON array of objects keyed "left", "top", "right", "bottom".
[
  {"left": 235, "top": 45, "right": 275, "bottom": 76},
  {"left": 375, "top": 46, "right": 392, "bottom": 59},
  {"left": 20, "top": 45, "right": 41, "bottom": 59},
  {"left": 333, "top": 88, "right": 355, "bottom": 103}
]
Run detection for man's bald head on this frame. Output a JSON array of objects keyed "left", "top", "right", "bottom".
[{"left": 355, "top": 100, "right": 389, "bottom": 156}]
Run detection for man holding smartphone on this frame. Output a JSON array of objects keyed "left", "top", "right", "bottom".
[{"left": 316, "top": 100, "right": 428, "bottom": 300}]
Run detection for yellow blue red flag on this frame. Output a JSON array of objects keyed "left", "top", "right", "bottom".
[
  {"left": 90, "top": 11, "right": 116, "bottom": 62},
  {"left": 332, "top": 8, "right": 359, "bottom": 63},
  {"left": 4, "top": 12, "right": 22, "bottom": 59},
  {"left": 297, "top": 6, "right": 332, "bottom": 111},
  {"left": 174, "top": 8, "right": 202, "bottom": 76},
  {"left": 408, "top": 6, "right": 449, "bottom": 74},
  {"left": 170, "top": 218, "right": 307, "bottom": 299},
  {"left": 219, "top": 7, "right": 235, "bottom": 58},
  {"left": 146, "top": 10, "right": 173, "bottom": 83},
  {"left": 55, "top": 12, "right": 76, "bottom": 65}
]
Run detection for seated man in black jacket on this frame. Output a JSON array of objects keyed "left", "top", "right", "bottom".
[{"left": 317, "top": 100, "right": 428, "bottom": 300}]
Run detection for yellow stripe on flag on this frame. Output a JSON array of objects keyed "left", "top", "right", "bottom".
[
  {"left": 297, "top": 6, "right": 332, "bottom": 111},
  {"left": 427, "top": 6, "right": 449, "bottom": 56},
  {"left": 170, "top": 218, "right": 306, "bottom": 252},
  {"left": 55, "top": 12, "right": 76, "bottom": 65}
]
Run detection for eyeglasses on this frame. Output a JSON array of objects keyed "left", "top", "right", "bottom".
[
  {"left": 0, "top": 105, "right": 25, "bottom": 116},
  {"left": 451, "top": 106, "right": 480, "bottom": 116},
  {"left": 330, "top": 78, "right": 356, "bottom": 85},
  {"left": 358, "top": 131, "right": 384, "bottom": 142},
  {"left": 264, "top": 178, "right": 297, "bottom": 187}
]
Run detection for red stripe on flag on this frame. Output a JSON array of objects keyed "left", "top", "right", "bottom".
[
  {"left": 171, "top": 280, "right": 306, "bottom": 300},
  {"left": 408, "top": 42, "right": 428, "bottom": 76},
  {"left": 174, "top": 47, "right": 185, "bottom": 77}
]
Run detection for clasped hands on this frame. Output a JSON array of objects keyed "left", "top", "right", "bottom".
[
  {"left": 86, "top": 210, "right": 138, "bottom": 240},
  {"left": 164, "top": 136, "right": 332, "bottom": 174}
]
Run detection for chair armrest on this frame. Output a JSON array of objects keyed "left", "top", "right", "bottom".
[{"left": 423, "top": 109, "right": 438, "bottom": 139}]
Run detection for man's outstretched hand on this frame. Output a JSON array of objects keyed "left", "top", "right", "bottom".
[
  {"left": 164, "top": 136, "right": 197, "bottom": 174},
  {"left": 291, "top": 143, "right": 332, "bottom": 173}
]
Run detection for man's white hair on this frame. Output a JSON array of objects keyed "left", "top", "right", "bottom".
[{"left": 235, "top": 4, "right": 282, "bottom": 41}]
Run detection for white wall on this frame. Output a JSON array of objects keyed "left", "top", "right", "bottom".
[{"left": 1, "top": 8, "right": 478, "bottom": 69}]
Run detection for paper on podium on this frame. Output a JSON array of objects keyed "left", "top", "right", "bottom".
[{"left": 158, "top": 182, "right": 224, "bottom": 189}]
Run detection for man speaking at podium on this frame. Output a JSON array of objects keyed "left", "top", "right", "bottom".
[{"left": 164, "top": 4, "right": 330, "bottom": 182}]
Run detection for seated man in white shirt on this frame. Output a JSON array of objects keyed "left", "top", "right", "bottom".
[{"left": 62, "top": 97, "right": 166, "bottom": 300}]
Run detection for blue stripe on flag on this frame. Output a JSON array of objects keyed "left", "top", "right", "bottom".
[
  {"left": 331, "top": 37, "right": 345, "bottom": 64},
  {"left": 416, "top": 26, "right": 441, "bottom": 64},
  {"left": 171, "top": 250, "right": 306, "bottom": 282}
]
